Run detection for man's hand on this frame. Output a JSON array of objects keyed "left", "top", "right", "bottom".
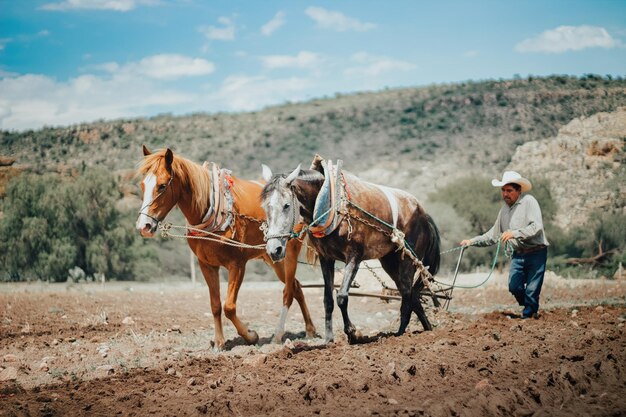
[
  {"left": 460, "top": 239, "right": 472, "bottom": 247},
  {"left": 500, "top": 230, "right": 515, "bottom": 242}
]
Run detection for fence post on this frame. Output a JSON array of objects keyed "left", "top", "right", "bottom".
[{"left": 190, "top": 249, "right": 196, "bottom": 284}]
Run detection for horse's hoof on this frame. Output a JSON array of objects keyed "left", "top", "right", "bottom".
[
  {"left": 247, "top": 330, "right": 259, "bottom": 345},
  {"left": 324, "top": 337, "right": 334, "bottom": 345},
  {"left": 347, "top": 330, "right": 363, "bottom": 345},
  {"left": 305, "top": 327, "right": 317, "bottom": 339},
  {"left": 211, "top": 340, "right": 225, "bottom": 352},
  {"left": 272, "top": 332, "right": 285, "bottom": 344}
]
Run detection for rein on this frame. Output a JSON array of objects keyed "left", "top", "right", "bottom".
[
  {"left": 262, "top": 170, "right": 437, "bottom": 297},
  {"left": 158, "top": 222, "right": 266, "bottom": 250},
  {"left": 261, "top": 192, "right": 301, "bottom": 241},
  {"left": 137, "top": 173, "right": 174, "bottom": 224},
  {"left": 142, "top": 161, "right": 266, "bottom": 250}
]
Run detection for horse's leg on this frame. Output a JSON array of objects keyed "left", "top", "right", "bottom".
[
  {"left": 223, "top": 264, "right": 259, "bottom": 345},
  {"left": 198, "top": 262, "right": 225, "bottom": 351},
  {"left": 336, "top": 257, "right": 362, "bottom": 344},
  {"left": 264, "top": 251, "right": 315, "bottom": 342},
  {"left": 319, "top": 256, "right": 336, "bottom": 344},
  {"left": 379, "top": 253, "right": 412, "bottom": 336},
  {"left": 285, "top": 239, "right": 316, "bottom": 338},
  {"left": 264, "top": 258, "right": 291, "bottom": 343},
  {"left": 412, "top": 287, "right": 433, "bottom": 331},
  {"left": 397, "top": 293, "right": 413, "bottom": 336}
]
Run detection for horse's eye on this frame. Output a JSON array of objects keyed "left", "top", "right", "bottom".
[
  {"left": 158, "top": 184, "right": 167, "bottom": 192},
  {"left": 283, "top": 203, "right": 290, "bottom": 210}
]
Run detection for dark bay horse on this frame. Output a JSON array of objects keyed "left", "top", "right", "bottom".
[
  {"left": 136, "top": 146, "right": 316, "bottom": 350},
  {"left": 261, "top": 161, "right": 440, "bottom": 344}
]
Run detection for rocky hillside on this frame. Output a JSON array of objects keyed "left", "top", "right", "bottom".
[
  {"left": 509, "top": 107, "right": 626, "bottom": 230},
  {"left": 1, "top": 75, "right": 625, "bottom": 219},
  {"left": 0, "top": 156, "right": 21, "bottom": 200}
]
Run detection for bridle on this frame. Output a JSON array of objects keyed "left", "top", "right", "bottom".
[
  {"left": 138, "top": 169, "right": 174, "bottom": 226},
  {"left": 262, "top": 189, "right": 301, "bottom": 241}
]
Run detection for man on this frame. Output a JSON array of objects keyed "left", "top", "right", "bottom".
[{"left": 460, "top": 171, "right": 549, "bottom": 319}]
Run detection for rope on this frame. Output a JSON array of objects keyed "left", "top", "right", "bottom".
[
  {"left": 346, "top": 200, "right": 434, "bottom": 287},
  {"left": 434, "top": 239, "right": 511, "bottom": 289},
  {"left": 158, "top": 223, "right": 266, "bottom": 250},
  {"left": 440, "top": 245, "right": 465, "bottom": 255}
]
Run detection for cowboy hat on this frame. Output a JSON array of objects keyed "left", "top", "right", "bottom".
[{"left": 492, "top": 171, "right": 532, "bottom": 192}]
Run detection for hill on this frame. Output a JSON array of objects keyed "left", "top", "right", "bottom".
[
  {"left": 1, "top": 75, "right": 625, "bottom": 280},
  {"left": 2, "top": 74, "right": 625, "bottom": 198}
]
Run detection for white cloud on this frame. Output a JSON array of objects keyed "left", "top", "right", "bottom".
[
  {"left": 0, "top": 68, "right": 18, "bottom": 78},
  {"left": 40, "top": 0, "right": 157, "bottom": 12},
  {"left": 0, "top": 54, "right": 215, "bottom": 130},
  {"left": 463, "top": 50, "right": 479, "bottom": 58},
  {"left": 515, "top": 25, "right": 620, "bottom": 53},
  {"left": 261, "top": 11, "right": 286, "bottom": 36},
  {"left": 260, "top": 51, "right": 320, "bottom": 70},
  {"left": 210, "top": 75, "right": 313, "bottom": 111},
  {"left": 199, "top": 17, "right": 235, "bottom": 41},
  {"left": 345, "top": 52, "right": 415, "bottom": 77},
  {"left": 305, "top": 6, "right": 376, "bottom": 32},
  {"left": 91, "top": 54, "right": 215, "bottom": 80},
  {"left": 126, "top": 54, "right": 215, "bottom": 80},
  {"left": 0, "top": 73, "right": 194, "bottom": 130}
]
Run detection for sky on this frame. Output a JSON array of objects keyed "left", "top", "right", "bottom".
[{"left": 0, "top": 0, "right": 625, "bottom": 131}]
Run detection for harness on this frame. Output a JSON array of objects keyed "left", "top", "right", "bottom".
[
  {"left": 188, "top": 162, "right": 235, "bottom": 236},
  {"left": 262, "top": 158, "right": 440, "bottom": 300},
  {"left": 138, "top": 171, "right": 174, "bottom": 224},
  {"left": 308, "top": 159, "right": 348, "bottom": 238}
]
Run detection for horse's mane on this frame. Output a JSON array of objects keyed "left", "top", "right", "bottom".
[
  {"left": 260, "top": 174, "right": 286, "bottom": 201},
  {"left": 260, "top": 169, "right": 324, "bottom": 201},
  {"left": 137, "top": 150, "right": 210, "bottom": 213}
]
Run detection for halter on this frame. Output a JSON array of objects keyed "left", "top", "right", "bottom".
[
  {"left": 138, "top": 171, "right": 174, "bottom": 226},
  {"left": 262, "top": 191, "right": 301, "bottom": 241}
]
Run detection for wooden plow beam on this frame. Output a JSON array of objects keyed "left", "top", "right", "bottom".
[
  {"left": 299, "top": 246, "right": 465, "bottom": 309},
  {"left": 300, "top": 283, "right": 453, "bottom": 302}
]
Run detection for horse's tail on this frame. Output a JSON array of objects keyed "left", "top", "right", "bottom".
[
  {"left": 408, "top": 210, "right": 441, "bottom": 276},
  {"left": 423, "top": 214, "right": 441, "bottom": 276}
]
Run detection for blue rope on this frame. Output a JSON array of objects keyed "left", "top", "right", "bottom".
[
  {"left": 342, "top": 200, "right": 514, "bottom": 290},
  {"left": 434, "top": 239, "right": 508, "bottom": 289}
]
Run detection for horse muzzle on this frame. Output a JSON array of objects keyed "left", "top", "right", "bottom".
[
  {"left": 139, "top": 224, "right": 157, "bottom": 238},
  {"left": 266, "top": 238, "right": 287, "bottom": 262},
  {"left": 136, "top": 214, "right": 158, "bottom": 238}
]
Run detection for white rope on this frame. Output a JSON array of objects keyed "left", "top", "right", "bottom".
[{"left": 159, "top": 223, "right": 266, "bottom": 250}]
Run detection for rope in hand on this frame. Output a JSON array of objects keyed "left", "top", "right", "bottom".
[{"left": 434, "top": 239, "right": 513, "bottom": 289}]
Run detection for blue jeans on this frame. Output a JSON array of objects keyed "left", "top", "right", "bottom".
[{"left": 508, "top": 247, "right": 547, "bottom": 316}]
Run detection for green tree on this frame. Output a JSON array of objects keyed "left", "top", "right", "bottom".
[{"left": 0, "top": 170, "right": 157, "bottom": 281}]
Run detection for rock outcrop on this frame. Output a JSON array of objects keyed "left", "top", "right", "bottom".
[
  {"left": 509, "top": 107, "right": 625, "bottom": 230},
  {"left": 0, "top": 155, "right": 22, "bottom": 198}
]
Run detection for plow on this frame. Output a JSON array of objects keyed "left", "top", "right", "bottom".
[{"left": 300, "top": 246, "right": 467, "bottom": 311}]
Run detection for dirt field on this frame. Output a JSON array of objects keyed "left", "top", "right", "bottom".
[{"left": 1, "top": 270, "right": 625, "bottom": 417}]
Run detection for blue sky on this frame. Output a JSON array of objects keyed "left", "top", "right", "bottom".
[{"left": 0, "top": 0, "right": 624, "bottom": 131}]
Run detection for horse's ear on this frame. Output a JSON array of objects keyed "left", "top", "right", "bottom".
[
  {"left": 261, "top": 164, "right": 273, "bottom": 182},
  {"left": 285, "top": 164, "right": 301, "bottom": 186},
  {"left": 142, "top": 145, "right": 152, "bottom": 156},
  {"left": 165, "top": 148, "right": 173, "bottom": 168}
]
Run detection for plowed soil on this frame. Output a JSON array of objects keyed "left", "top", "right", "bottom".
[{"left": 1, "top": 271, "right": 625, "bottom": 417}]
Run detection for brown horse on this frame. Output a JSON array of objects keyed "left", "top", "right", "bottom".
[
  {"left": 136, "top": 146, "right": 316, "bottom": 350},
  {"left": 261, "top": 161, "right": 440, "bottom": 344}
]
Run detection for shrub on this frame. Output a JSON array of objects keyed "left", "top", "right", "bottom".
[{"left": 0, "top": 170, "right": 156, "bottom": 282}]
